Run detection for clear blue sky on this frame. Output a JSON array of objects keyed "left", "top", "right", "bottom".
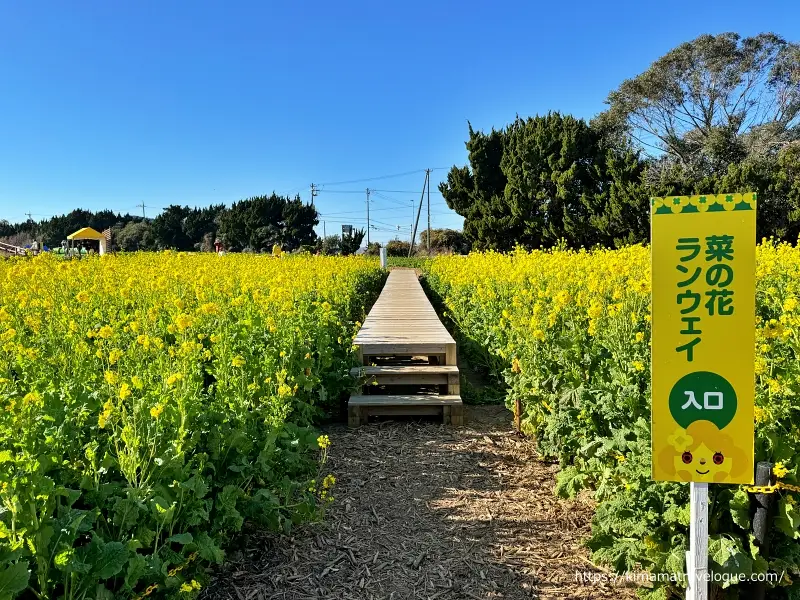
[{"left": 0, "top": 1, "right": 797, "bottom": 243}]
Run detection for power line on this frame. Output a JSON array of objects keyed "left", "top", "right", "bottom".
[
  {"left": 318, "top": 169, "right": 427, "bottom": 187},
  {"left": 320, "top": 206, "right": 410, "bottom": 216}
]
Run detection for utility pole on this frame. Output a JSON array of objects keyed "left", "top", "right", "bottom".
[
  {"left": 25, "top": 212, "right": 33, "bottom": 222},
  {"left": 426, "top": 168, "right": 431, "bottom": 252},
  {"left": 409, "top": 170, "right": 429, "bottom": 257},
  {"left": 310, "top": 183, "right": 319, "bottom": 206},
  {"left": 323, "top": 221, "right": 326, "bottom": 239},
  {"left": 366, "top": 188, "right": 371, "bottom": 246}
]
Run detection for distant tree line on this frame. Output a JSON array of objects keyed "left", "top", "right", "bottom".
[
  {"left": 441, "top": 32, "right": 800, "bottom": 249},
  {"left": 1, "top": 194, "right": 320, "bottom": 253}
]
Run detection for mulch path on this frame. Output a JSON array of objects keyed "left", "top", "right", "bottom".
[{"left": 202, "top": 406, "right": 638, "bottom": 600}]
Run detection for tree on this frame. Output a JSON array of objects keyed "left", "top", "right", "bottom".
[
  {"left": 602, "top": 32, "right": 800, "bottom": 173},
  {"left": 322, "top": 235, "right": 341, "bottom": 255},
  {"left": 386, "top": 238, "right": 411, "bottom": 257},
  {"left": 151, "top": 205, "right": 192, "bottom": 250},
  {"left": 439, "top": 125, "right": 515, "bottom": 250},
  {"left": 419, "top": 228, "right": 469, "bottom": 254},
  {"left": 116, "top": 221, "right": 154, "bottom": 251},
  {"left": 281, "top": 198, "right": 318, "bottom": 251},
  {"left": 441, "top": 114, "right": 648, "bottom": 250},
  {"left": 217, "top": 194, "right": 318, "bottom": 252},
  {"left": 184, "top": 204, "right": 225, "bottom": 250},
  {"left": 340, "top": 228, "right": 365, "bottom": 255}
]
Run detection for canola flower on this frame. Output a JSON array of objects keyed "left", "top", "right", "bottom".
[
  {"left": 0, "top": 251, "right": 384, "bottom": 599},
  {"left": 425, "top": 241, "right": 800, "bottom": 595}
]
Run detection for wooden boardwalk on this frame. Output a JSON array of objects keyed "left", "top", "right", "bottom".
[{"left": 349, "top": 269, "right": 463, "bottom": 426}]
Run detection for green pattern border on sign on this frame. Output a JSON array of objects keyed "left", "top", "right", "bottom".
[{"left": 651, "top": 193, "right": 757, "bottom": 215}]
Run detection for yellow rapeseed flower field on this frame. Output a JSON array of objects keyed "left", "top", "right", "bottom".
[
  {"left": 426, "top": 242, "right": 800, "bottom": 597},
  {"left": 0, "top": 251, "right": 384, "bottom": 599}
]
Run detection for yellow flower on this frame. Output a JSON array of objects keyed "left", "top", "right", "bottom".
[
  {"left": 179, "top": 580, "right": 201, "bottom": 593},
  {"left": 632, "top": 360, "right": 645, "bottom": 372},
  {"left": 137, "top": 334, "right": 151, "bottom": 348},
  {"left": 119, "top": 383, "right": 131, "bottom": 400},
  {"left": 131, "top": 375, "right": 144, "bottom": 390},
  {"left": 511, "top": 357, "right": 521, "bottom": 373},
  {"left": 774, "top": 462, "right": 789, "bottom": 479},
  {"left": 0, "top": 329, "right": 16, "bottom": 342},
  {"left": 634, "top": 332, "right": 645, "bottom": 343},
  {"left": 98, "top": 325, "right": 113, "bottom": 339},
  {"left": 104, "top": 371, "right": 119, "bottom": 385},
  {"left": 323, "top": 474, "right": 336, "bottom": 488},
  {"left": 174, "top": 313, "right": 193, "bottom": 331},
  {"left": 317, "top": 434, "right": 331, "bottom": 449},
  {"left": 75, "top": 291, "right": 90, "bottom": 303},
  {"left": 166, "top": 373, "right": 183, "bottom": 386},
  {"left": 231, "top": 355, "right": 246, "bottom": 368},
  {"left": 150, "top": 403, "right": 164, "bottom": 419},
  {"left": 278, "top": 383, "right": 292, "bottom": 397},
  {"left": 108, "top": 348, "right": 123, "bottom": 365},
  {"left": 22, "top": 391, "right": 43, "bottom": 407}
]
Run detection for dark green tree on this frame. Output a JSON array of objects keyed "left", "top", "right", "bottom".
[
  {"left": 442, "top": 114, "right": 648, "bottom": 250},
  {"left": 281, "top": 198, "right": 318, "bottom": 251},
  {"left": 115, "top": 221, "right": 154, "bottom": 251},
  {"left": 150, "top": 205, "right": 193, "bottom": 250},
  {"left": 439, "top": 125, "right": 515, "bottom": 250},
  {"left": 184, "top": 204, "right": 225, "bottom": 250},
  {"left": 217, "top": 193, "right": 318, "bottom": 252},
  {"left": 340, "top": 228, "right": 366, "bottom": 255}
]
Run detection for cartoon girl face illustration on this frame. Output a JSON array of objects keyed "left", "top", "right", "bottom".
[{"left": 659, "top": 420, "right": 748, "bottom": 483}]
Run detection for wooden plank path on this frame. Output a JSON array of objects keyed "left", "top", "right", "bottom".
[{"left": 348, "top": 269, "right": 463, "bottom": 426}]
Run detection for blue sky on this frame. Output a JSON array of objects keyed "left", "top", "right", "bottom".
[{"left": 0, "top": 1, "right": 797, "bottom": 243}]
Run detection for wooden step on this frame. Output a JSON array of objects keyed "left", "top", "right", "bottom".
[
  {"left": 348, "top": 394, "right": 463, "bottom": 427},
  {"left": 350, "top": 365, "right": 458, "bottom": 386}
]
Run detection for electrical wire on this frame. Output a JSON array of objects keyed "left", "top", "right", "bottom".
[{"left": 318, "top": 169, "right": 427, "bottom": 187}]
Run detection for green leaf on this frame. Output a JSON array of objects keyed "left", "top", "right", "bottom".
[
  {"left": 124, "top": 554, "right": 147, "bottom": 590},
  {"left": 776, "top": 497, "right": 800, "bottom": 539},
  {"left": 167, "top": 533, "right": 193, "bottom": 545},
  {"left": 554, "top": 466, "right": 588, "bottom": 498},
  {"left": 95, "top": 541, "right": 128, "bottom": 580},
  {"left": 93, "top": 584, "right": 115, "bottom": 600},
  {"left": 730, "top": 489, "right": 751, "bottom": 530},
  {"left": 0, "top": 562, "right": 30, "bottom": 599},
  {"left": 195, "top": 532, "right": 224, "bottom": 565},
  {"left": 181, "top": 476, "right": 209, "bottom": 500},
  {"left": 709, "top": 535, "right": 753, "bottom": 588}
]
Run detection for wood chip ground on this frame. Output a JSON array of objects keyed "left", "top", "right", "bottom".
[{"left": 203, "top": 406, "right": 639, "bottom": 600}]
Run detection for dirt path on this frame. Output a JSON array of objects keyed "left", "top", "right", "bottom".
[{"left": 204, "top": 407, "right": 638, "bottom": 600}]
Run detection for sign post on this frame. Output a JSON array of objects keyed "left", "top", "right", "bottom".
[{"left": 651, "top": 193, "right": 756, "bottom": 599}]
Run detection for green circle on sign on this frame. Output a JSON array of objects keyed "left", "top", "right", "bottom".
[{"left": 668, "top": 371, "right": 737, "bottom": 429}]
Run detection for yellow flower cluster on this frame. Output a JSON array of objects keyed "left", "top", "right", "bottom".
[{"left": 0, "top": 251, "right": 384, "bottom": 598}]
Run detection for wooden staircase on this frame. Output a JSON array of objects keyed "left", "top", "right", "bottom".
[{"left": 348, "top": 270, "right": 464, "bottom": 426}]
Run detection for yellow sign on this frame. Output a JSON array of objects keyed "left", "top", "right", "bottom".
[{"left": 651, "top": 193, "right": 755, "bottom": 484}]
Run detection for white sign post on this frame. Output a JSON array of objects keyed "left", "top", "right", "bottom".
[
  {"left": 379, "top": 247, "right": 387, "bottom": 269},
  {"left": 686, "top": 483, "right": 708, "bottom": 600}
]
